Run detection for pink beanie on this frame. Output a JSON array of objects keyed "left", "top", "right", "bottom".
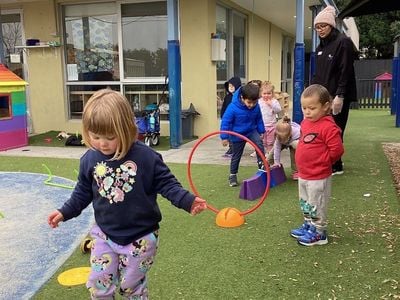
[{"left": 314, "top": 5, "right": 336, "bottom": 28}]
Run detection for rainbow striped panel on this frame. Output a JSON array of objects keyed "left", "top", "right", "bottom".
[
  {"left": 0, "top": 64, "right": 28, "bottom": 86},
  {"left": 0, "top": 115, "right": 27, "bottom": 132},
  {"left": 0, "top": 129, "right": 28, "bottom": 150}
]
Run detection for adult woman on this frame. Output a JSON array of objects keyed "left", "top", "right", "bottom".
[{"left": 311, "top": 5, "right": 357, "bottom": 175}]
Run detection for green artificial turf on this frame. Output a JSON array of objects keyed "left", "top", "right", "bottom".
[
  {"left": 29, "top": 131, "right": 68, "bottom": 147},
  {"left": 28, "top": 130, "right": 193, "bottom": 151},
  {"left": 1, "top": 109, "right": 399, "bottom": 299}
]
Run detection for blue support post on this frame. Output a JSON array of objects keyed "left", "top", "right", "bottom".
[
  {"left": 293, "top": 0, "right": 305, "bottom": 124},
  {"left": 309, "top": 5, "right": 320, "bottom": 85},
  {"left": 391, "top": 57, "right": 398, "bottom": 115},
  {"left": 396, "top": 56, "right": 400, "bottom": 127},
  {"left": 293, "top": 43, "right": 305, "bottom": 124},
  {"left": 167, "top": 0, "right": 182, "bottom": 148},
  {"left": 168, "top": 40, "right": 182, "bottom": 148},
  {"left": 393, "top": 36, "right": 400, "bottom": 127}
]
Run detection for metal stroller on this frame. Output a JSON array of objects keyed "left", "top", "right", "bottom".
[
  {"left": 136, "top": 103, "right": 161, "bottom": 147},
  {"left": 135, "top": 77, "right": 168, "bottom": 147}
]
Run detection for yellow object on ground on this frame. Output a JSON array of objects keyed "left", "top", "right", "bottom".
[{"left": 57, "top": 267, "right": 91, "bottom": 286}]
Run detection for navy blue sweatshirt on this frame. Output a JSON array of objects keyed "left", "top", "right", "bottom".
[{"left": 58, "top": 141, "right": 195, "bottom": 245}]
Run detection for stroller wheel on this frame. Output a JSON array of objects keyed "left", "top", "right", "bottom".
[
  {"left": 151, "top": 134, "right": 160, "bottom": 146},
  {"left": 144, "top": 136, "right": 151, "bottom": 147}
]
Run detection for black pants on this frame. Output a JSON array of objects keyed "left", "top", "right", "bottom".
[
  {"left": 230, "top": 130, "right": 264, "bottom": 174},
  {"left": 332, "top": 100, "right": 351, "bottom": 169}
]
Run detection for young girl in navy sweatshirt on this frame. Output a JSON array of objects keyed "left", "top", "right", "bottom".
[{"left": 48, "top": 89, "right": 207, "bottom": 299}]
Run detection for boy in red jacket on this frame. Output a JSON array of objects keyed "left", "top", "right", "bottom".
[{"left": 291, "top": 84, "right": 344, "bottom": 246}]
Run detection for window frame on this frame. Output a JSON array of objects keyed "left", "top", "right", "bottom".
[
  {"left": 216, "top": 4, "right": 247, "bottom": 117},
  {"left": 0, "top": 93, "right": 12, "bottom": 120},
  {"left": 61, "top": 0, "right": 168, "bottom": 120}
]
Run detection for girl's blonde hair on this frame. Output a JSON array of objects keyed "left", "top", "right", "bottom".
[
  {"left": 82, "top": 89, "right": 137, "bottom": 160},
  {"left": 260, "top": 81, "right": 275, "bottom": 93},
  {"left": 275, "top": 116, "right": 292, "bottom": 144}
]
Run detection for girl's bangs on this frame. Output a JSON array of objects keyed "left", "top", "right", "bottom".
[{"left": 87, "top": 110, "right": 115, "bottom": 136}]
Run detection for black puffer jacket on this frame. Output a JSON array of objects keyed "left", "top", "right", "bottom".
[
  {"left": 220, "top": 76, "right": 242, "bottom": 118},
  {"left": 312, "top": 28, "right": 357, "bottom": 102}
]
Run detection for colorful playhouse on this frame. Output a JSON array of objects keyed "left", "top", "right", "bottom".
[{"left": 0, "top": 64, "right": 28, "bottom": 151}]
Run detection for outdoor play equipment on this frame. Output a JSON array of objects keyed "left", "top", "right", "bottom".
[
  {"left": 57, "top": 267, "right": 91, "bottom": 286},
  {"left": 42, "top": 164, "right": 77, "bottom": 189},
  {"left": 0, "top": 64, "right": 29, "bottom": 151},
  {"left": 239, "top": 164, "right": 287, "bottom": 200},
  {"left": 187, "top": 130, "right": 270, "bottom": 228}
]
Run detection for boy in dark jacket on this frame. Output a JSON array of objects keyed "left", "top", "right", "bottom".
[
  {"left": 220, "top": 76, "right": 242, "bottom": 157},
  {"left": 220, "top": 83, "right": 265, "bottom": 187}
]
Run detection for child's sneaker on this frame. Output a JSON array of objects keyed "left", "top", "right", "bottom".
[
  {"left": 257, "top": 161, "right": 265, "bottom": 171},
  {"left": 290, "top": 221, "right": 310, "bottom": 238},
  {"left": 229, "top": 174, "right": 238, "bottom": 187},
  {"left": 297, "top": 226, "right": 328, "bottom": 246},
  {"left": 222, "top": 153, "right": 233, "bottom": 158},
  {"left": 332, "top": 163, "right": 344, "bottom": 175}
]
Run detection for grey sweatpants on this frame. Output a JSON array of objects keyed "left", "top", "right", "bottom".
[{"left": 298, "top": 176, "right": 332, "bottom": 232}]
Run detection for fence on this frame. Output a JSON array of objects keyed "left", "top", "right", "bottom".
[{"left": 353, "top": 79, "right": 391, "bottom": 109}]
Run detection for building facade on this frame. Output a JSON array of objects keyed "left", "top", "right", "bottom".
[{"left": 0, "top": 0, "right": 338, "bottom": 139}]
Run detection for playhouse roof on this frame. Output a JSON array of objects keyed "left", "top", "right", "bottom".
[
  {"left": 0, "top": 64, "right": 28, "bottom": 86},
  {"left": 374, "top": 72, "right": 392, "bottom": 81}
]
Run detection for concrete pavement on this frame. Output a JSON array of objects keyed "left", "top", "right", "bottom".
[{"left": 0, "top": 136, "right": 291, "bottom": 167}]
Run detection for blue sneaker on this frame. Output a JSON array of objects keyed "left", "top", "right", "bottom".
[
  {"left": 290, "top": 221, "right": 310, "bottom": 238},
  {"left": 297, "top": 226, "right": 328, "bottom": 246}
]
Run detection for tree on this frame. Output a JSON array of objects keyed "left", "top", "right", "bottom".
[
  {"left": 356, "top": 12, "right": 400, "bottom": 58},
  {"left": 2, "top": 22, "right": 22, "bottom": 55},
  {"left": 336, "top": 0, "right": 400, "bottom": 59}
]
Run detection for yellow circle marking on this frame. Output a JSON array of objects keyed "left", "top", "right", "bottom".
[{"left": 57, "top": 267, "right": 91, "bottom": 286}]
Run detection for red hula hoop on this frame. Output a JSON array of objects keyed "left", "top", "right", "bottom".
[{"left": 187, "top": 130, "right": 270, "bottom": 216}]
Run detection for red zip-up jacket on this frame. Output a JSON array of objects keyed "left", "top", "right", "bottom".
[{"left": 295, "top": 115, "right": 344, "bottom": 180}]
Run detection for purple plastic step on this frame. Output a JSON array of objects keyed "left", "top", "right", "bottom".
[{"left": 239, "top": 165, "right": 287, "bottom": 200}]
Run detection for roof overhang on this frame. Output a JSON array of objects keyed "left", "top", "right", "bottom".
[
  {"left": 231, "top": 0, "right": 323, "bottom": 41},
  {"left": 339, "top": 0, "right": 400, "bottom": 18}
]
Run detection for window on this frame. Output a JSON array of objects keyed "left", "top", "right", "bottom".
[
  {"left": 216, "top": 5, "right": 247, "bottom": 116},
  {"left": 121, "top": 2, "right": 167, "bottom": 78},
  {"left": 0, "top": 94, "right": 11, "bottom": 119},
  {"left": 68, "top": 84, "right": 120, "bottom": 119},
  {"left": 232, "top": 12, "right": 246, "bottom": 79},
  {"left": 281, "top": 36, "right": 293, "bottom": 96},
  {"left": 1, "top": 12, "right": 24, "bottom": 79},
  {"left": 124, "top": 83, "right": 169, "bottom": 119},
  {"left": 62, "top": 1, "right": 168, "bottom": 119},
  {"left": 216, "top": 5, "right": 228, "bottom": 82},
  {"left": 63, "top": 3, "right": 118, "bottom": 82}
]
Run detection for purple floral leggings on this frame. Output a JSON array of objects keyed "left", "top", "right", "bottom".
[{"left": 86, "top": 224, "right": 159, "bottom": 299}]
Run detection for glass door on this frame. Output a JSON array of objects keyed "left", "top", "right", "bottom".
[
  {"left": 0, "top": 10, "right": 32, "bottom": 133},
  {"left": 1, "top": 10, "right": 25, "bottom": 80}
]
